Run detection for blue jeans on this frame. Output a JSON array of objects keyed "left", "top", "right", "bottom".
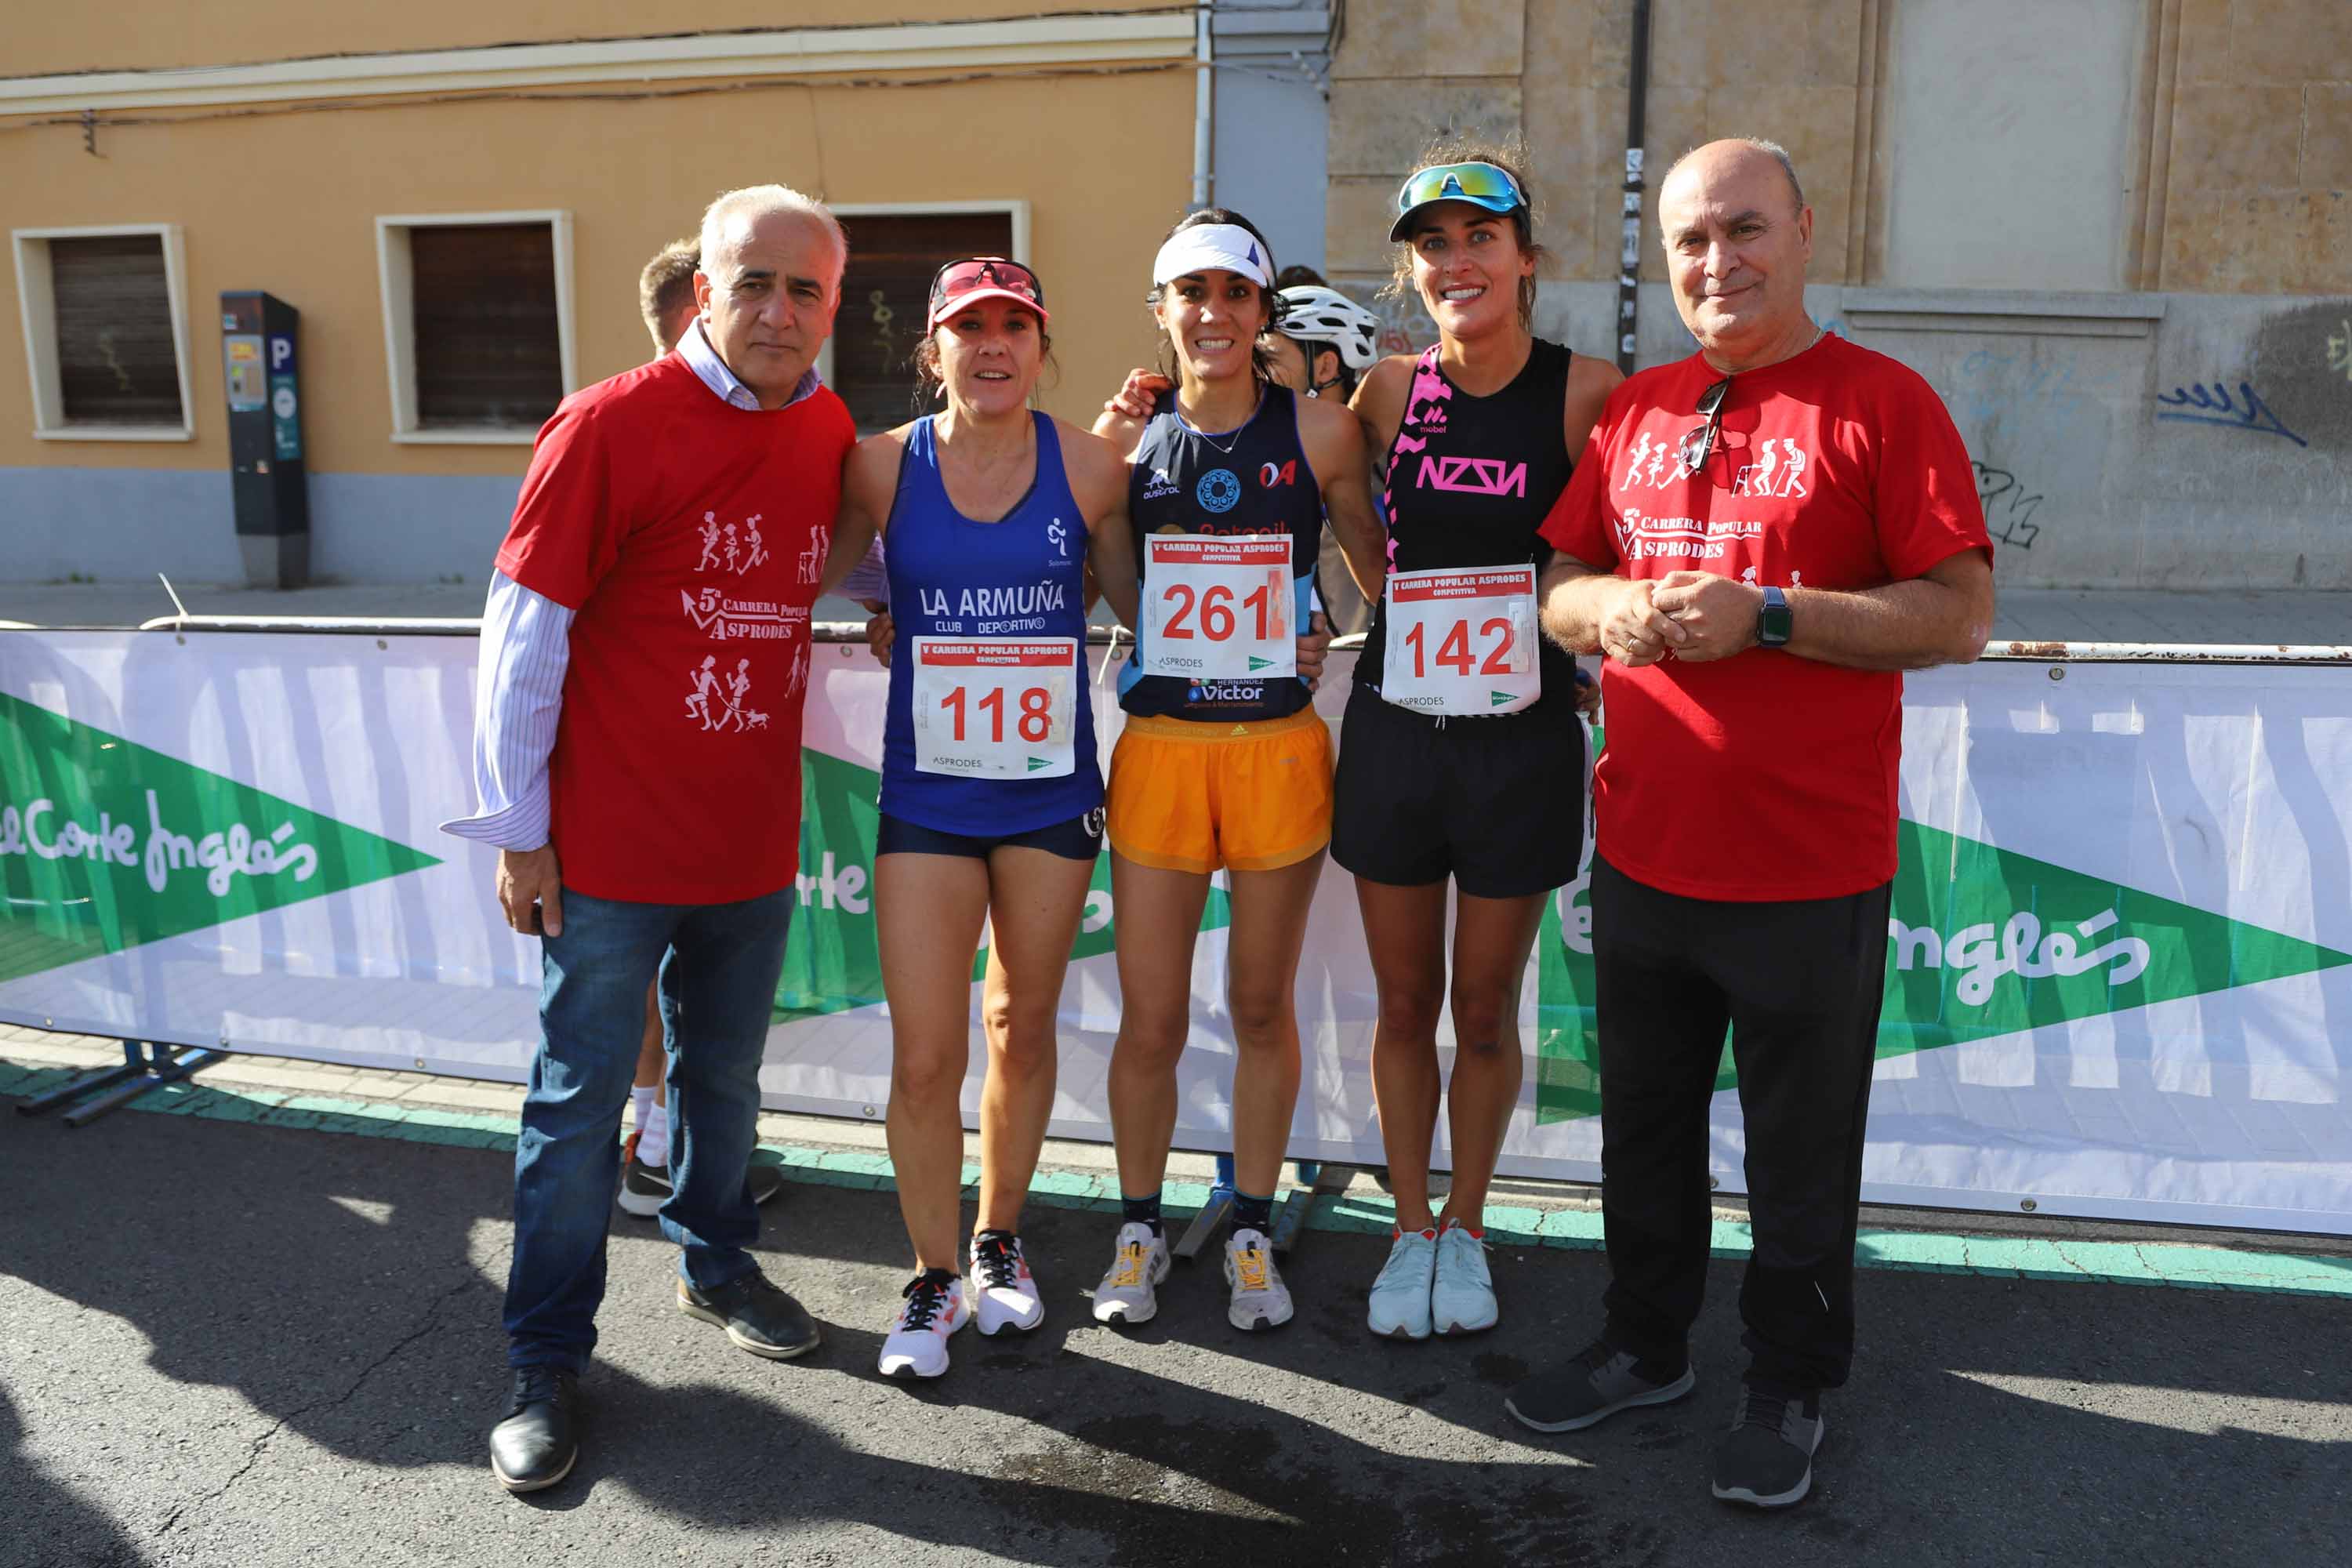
[{"left": 503, "top": 884, "right": 793, "bottom": 1371}]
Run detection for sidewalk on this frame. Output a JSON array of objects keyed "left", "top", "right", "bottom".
[{"left": 4, "top": 579, "right": 2346, "bottom": 647}]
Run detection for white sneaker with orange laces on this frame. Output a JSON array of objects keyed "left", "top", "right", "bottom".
[
  {"left": 1090, "top": 1221, "right": 1170, "bottom": 1326},
  {"left": 1223, "top": 1227, "right": 1293, "bottom": 1331}
]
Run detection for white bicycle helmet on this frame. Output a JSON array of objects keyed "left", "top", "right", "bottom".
[{"left": 1274, "top": 285, "right": 1383, "bottom": 372}]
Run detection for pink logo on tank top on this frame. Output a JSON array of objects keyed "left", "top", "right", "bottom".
[
  {"left": 1415, "top": 454, "right": 1527, "bottom": 497},
  {"left": 1406, "top": 360, "right": 1453, "bottom": 426}
]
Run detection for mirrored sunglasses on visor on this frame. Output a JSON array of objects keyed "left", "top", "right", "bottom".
[
  {"left": 927, "top": 256, "right": 1049, "bottom": 328},
  {"left": 1388, "top": 161, "right": 1529, "bottom": 241}
]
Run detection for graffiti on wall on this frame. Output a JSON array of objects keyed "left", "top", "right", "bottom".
[
  {"left": 1973, "top": 461, "right": 2045, "bottom": 550},
  {"left": 2153, "top": 380, "right": 2307, "bottom": 448}
]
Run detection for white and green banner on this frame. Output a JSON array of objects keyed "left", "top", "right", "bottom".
[{"left": 4, "top": 630, "right": 2348, "bottom": 1233}]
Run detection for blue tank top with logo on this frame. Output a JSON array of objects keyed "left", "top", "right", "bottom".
[
  {"left": 1119, "top": 384, "right": 1323, "bottom": 721},
  {"left": 880, "top": 412, "right": 1102, "bottom": 833}
]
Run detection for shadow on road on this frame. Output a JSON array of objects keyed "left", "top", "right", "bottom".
[{"left": 2, "top": 1097, "right": 2347, "bottom": 1566}]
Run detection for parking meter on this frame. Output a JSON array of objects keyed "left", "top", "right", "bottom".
[{"left": 220, "top": 290, "right": 309, "bottom": 589}]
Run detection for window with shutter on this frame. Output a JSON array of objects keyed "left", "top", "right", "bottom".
[
  {"left": 410, "top": 222, "right": 564, "bottom": 429},
  {"left": 831, "top": 211, "right": 1016, "bottom": 434},
  {"left": 376, "top": 211, "right": 572, "bottom": 443},
  {"left": 48, "top": 234, "right": 183, "bottom": 426}
]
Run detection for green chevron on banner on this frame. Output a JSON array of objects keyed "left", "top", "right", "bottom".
[
  {"left": 774, "top": 747, "right": 1233, "bottom": 1024},
  {"left": 1534, "top": 818, "right": 2352, "bottom": 1125},
  {"left": 0, "top": 691, "right": 441, "bottom": 985}
]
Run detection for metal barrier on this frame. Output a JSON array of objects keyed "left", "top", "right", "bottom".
[{"left": 122, "top": 616, "right": 2352, "bottom": 665}]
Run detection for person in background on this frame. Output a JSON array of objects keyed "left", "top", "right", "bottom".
[
  {"left": 1267, "top": 283, "right": 1387, "bottom": 637},
  {"left": 638, "top": 238, "right": 701, "bottom": 359}
]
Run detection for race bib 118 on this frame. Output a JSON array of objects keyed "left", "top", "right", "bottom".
[{"left": 911, "top": 637, "right": 1079, "bottom": 779}]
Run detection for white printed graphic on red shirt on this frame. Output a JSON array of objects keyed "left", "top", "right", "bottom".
[
  {"left": 686, "top": 655, "right": 770, "bottom": 732},
  {"left": 797, "top": 525, "right": 829, "bottom": 586},
  {"left": 1613, "top": 506, "right": 1763, "bottom": 562},
  {"left": 1618, "top": 428, "right": 1813, "bottom": 498},
  {"left": 693, "top": 511, "right": 770, "bottom": 576},
  {"left": 677, "top": 510, "right": 809, "bottom": 643},
  {"left": 1733, "top": 439, "right": 1809, "bottom": 499}
]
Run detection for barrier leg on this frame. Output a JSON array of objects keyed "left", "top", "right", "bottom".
[
  {"left": 13, "top": 1040, "right": 224, "bottom": 1127},
  {"left": 1271, "top": 1161, "right": 1356, "bottom": 1258},
  {"left": 62, "top": 1043, "right": 220, "bottom": 1127},
  {"left": 1174, "top": 1152, "right": 1238, "bottom": 1264},
  {"left": 14, "top": 1040, "right": 150, "bottom": 1116}
]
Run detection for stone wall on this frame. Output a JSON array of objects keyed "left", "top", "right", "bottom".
[{"left": 1321, "top": 0, "right": 2352, "bottom": 590}]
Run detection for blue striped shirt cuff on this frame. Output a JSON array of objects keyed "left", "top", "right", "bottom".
[{"left": 440, "top": 572, "right": 572, "bottom": 851}]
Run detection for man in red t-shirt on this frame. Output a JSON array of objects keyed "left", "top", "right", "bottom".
[
  {"left": 445, "top": 185, "right": 858, "bottom": 1494},
  {"left": 1504, "top": 140, "right": 1993, "bottom": 1510}
]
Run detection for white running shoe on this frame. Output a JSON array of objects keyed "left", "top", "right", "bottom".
[
  {"left": 1432, "top": 1218, "right": 1498, "bottom": 1335},
  {"left": 970, "top": 1232, "right": 1045, "bottom": 1335},
  {"left": 1091, "top": 1221, "right": 1171, "bottom": 1326},
  {"left": 1224, "top": 1227, "right": 1294, "bottom": 1331},
  {"left": 877, "top": 1272, "right": 971, "bottom": 1379},
  {"left": 1367, "top": 1226, "right": 1438, "bottom": 1340}
]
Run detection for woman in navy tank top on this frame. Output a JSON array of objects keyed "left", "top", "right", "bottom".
[
  {"left": 1336, "top": 142, "right": 1621, "bottom": 1343},
  {"left": 823, "top": 258, "right": 1139, "bottom": 1380},
  {"left": 1080, "top": 211, "right": 1386, "bottom": 1336}
]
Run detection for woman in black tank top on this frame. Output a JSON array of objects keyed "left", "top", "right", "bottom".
[{"left": 1334, "top": 142, "right": 1621, "bottom": 1341}]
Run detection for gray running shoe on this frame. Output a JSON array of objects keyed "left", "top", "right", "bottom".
[
  {"left": 1505, "top": 1337, "right": 1696, "bottom": 1433},
  {"left": 1711, "top": 1386, "right": 1824, "bottom": 1508}
]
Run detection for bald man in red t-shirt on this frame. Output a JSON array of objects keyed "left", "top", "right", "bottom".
[{"left": 1504, "top": 140, "right": 1994, "bottom": 1511}]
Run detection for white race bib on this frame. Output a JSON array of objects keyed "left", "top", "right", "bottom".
[
  {"left": 1380, "top": 564, "right": 1542, "bottom": 716},
  {"left": 911, "top": 637, "right": 1078, "bottom": 779},
  {"left": 1139, "top": 534, "right": 1296, "bottom": 681}
]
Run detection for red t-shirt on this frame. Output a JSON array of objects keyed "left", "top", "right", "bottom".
[
  {"left": 1539, "top": 334, "right": 1990, "bottom": 901},
  {"left": 496, "top": 354, "right": 855, "bottom": 905}
]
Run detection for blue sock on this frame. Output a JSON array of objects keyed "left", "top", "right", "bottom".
[
  {"left": 1121, "top": 1192, "right": 1163, "bottom": 1236},
  {"left": 1232, "top": 1190, "right": 1275, "bottom": 1234}
]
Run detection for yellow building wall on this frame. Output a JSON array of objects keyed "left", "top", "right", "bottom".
[
  {"left": 0, "top": 0, "right": 1168, "bottom": 75},
  {"left": 0, "top": 71, "right": 1192, "bottom": 477}
]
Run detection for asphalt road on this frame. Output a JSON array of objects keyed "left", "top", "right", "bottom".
[{"left": 5, "top": 1103, "right": 2348, "bottom": 1568}]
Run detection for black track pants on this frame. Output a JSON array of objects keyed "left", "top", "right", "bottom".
[{"left": 1590, "top": 854, "right": 1893, "bottom": 1392}]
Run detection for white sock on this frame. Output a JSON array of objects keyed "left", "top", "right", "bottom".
[
  {"left": 633, "top": 1089, "right": 670, "bottom": 1169},
  {"left": 639, "top": 1098, "right": 670, "bottom": 1170}
]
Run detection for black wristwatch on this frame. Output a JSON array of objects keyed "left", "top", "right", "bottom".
[{"left": 1756, "top": 585, "right": 1792, "bottom": 647}]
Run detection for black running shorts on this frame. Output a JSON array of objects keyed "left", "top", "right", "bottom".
[{"left": 1330, "top": 680, "right": 1585, "bottom": 898}]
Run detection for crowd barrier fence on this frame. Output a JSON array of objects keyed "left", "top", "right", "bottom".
[{"left": 3, "top": 621, "right": 2348, "bottom": 1235}]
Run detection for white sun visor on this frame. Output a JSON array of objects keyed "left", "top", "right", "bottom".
[{"left": 1151, "top": 224, "right": 1274, "bottom": 289}]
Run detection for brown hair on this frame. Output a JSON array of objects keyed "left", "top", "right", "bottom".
[
  {"left": 1384, "top": 131, "right": 1548, "bottom": 330},
  {"left": 1148, "top": 207, "right": 1282, "bottom": 389},
  {"left": 637, "top": 237, "right": 700, "bottom": 352}
]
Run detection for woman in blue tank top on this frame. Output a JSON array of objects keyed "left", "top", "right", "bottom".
[{"left": 823, "top": 258, "right": 1139, "bottom": 1381}]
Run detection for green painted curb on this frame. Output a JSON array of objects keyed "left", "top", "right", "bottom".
[{"left": 8, "top": 1062, "right": 2350, "bottom": 1300}]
